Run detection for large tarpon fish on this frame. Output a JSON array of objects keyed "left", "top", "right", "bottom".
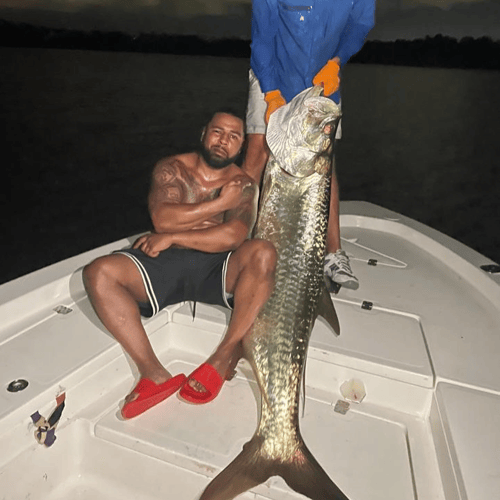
[{"left": 200, "top": 87, "right": 348, "bottom": 500}]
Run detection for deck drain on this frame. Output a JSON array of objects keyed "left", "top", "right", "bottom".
[
  {"left": 7, "top": 379, "right": 29, "bottom": 392},
  {"left": 54, "top": 305, "right": 73, "bottom": 314}
]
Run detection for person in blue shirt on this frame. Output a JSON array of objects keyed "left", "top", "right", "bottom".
[{"left": 243, "top": 0, "right": 375, "bottom": 290}]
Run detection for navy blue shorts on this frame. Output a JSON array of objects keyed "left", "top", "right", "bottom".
[{"left": 115, "top": 247, "right": 233, "bottom": 317}]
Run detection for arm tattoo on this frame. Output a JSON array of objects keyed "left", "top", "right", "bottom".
[{"left": 152, "top": 159, "right": 186, "bottom": 204}]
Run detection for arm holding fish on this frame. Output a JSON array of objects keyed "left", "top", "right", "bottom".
[
  {"left": 135, "top": 181, "right": 258, "bottom": 257},
  {"left": 334, "top": 0, "right": 376, "bottom": 68},
  {"left": 312, "top": 57, "right": 340, "bottom": 97},
  {"left": 313, "top": 0, "right": 375, "bottom": 100},
  {"left": 250, "top": 0, "right": 285, "bottom": 122}
]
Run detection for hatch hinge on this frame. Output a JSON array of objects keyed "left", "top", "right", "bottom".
[{"left": 54, "top": 305, "right": 73, "bottom": 315}]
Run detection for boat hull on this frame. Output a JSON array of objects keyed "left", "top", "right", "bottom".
[{"left": 1, "top": 201, "right": 499, "bottom": 500}]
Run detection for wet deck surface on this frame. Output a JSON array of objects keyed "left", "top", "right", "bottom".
[{"left": 2, "top": 47, "right": 500, "bottom": 284}]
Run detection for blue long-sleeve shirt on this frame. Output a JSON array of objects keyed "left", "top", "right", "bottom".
[{"left": 250, "top": 0, "right": 375, "bottom": 103}]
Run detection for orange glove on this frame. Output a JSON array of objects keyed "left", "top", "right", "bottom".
[
  {"left": 312, "top": 57, "right": 340, "bottom": 97},
  {"left": 264, "top": 89, "right": 286, "bottom": 124}
]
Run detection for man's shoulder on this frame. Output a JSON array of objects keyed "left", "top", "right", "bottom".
[
  {"left": 228, "top": 167, "right": 258, "bottom": 191},
  {"left": 228, "top": 167, "right": 259, "bottom": 203},
  {"left": 152, "top": 153, "right": 197, "bottom": 179},
  {"left": 228, "top": 165, "right": 255, "bottom": 184},
  {"left": 154, "top": 152, "right": 196, "bottom": 170}
]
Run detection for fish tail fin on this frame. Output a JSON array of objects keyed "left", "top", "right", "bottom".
[
  {"left": 200, "top": 435, "right": 350, "bottom": 500},
  {"left": 199, "top": 437, "right": 270, "bottom": 500},
  {"left": 281, "top": 440, "right": 350, "bottom": 500},
  {"left": 317, "top": 283, "right": 340, "bottom": 336}
]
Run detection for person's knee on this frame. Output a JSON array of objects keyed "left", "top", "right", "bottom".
[
  {"left": 246, "top": 239, "right": 277, "bottom": 279},
  {"left": 82, "top": 259, "right": 101, "bottom": 291},
  {"left": 82, "top": 257, "right": 117, "bottom": 294}
]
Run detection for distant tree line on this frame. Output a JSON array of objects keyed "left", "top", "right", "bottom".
[{"left": 1, "top": 19, "right": 500, "bottom": 70}]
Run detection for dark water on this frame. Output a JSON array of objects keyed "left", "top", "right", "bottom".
[{"left": 2, "top": 47, "right": 500, "bottom": 285}]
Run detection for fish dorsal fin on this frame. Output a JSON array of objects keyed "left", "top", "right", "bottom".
[{"left": 317, "top": 284, "right": 340, "bottom": 336}]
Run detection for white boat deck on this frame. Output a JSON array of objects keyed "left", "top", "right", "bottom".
[{"left": 1, "top": 201, "right": 499, "bottom": 500}]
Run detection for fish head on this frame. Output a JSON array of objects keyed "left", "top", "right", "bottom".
[{"left": 266, "top": 86, "right": 342, "bottom": 178}]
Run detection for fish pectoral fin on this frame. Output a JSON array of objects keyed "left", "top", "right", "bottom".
[{"left": 317, "top": 284, "right": 340, "bottom": 336}]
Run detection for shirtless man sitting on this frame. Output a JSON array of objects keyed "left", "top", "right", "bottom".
[{"left": 83, "top": 111, "right": 276, "bottom": 419}]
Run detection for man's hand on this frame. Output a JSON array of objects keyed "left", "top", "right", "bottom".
[
  {"left": 133, "top": 233, "right": 174, "bottom": 257},
  {"left": 219, "top": 178, "right": 252, "bottom": 210},
  {"left": 264, "top": 89, "right": 286, "bottom": 124},
  {"left": 312, "top": 58, "right": 340, "bottom": 97}
]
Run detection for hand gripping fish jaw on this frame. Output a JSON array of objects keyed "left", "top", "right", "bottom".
[
  {"left": 199, "top": 87, "right": 348, "bottom": 500},
  {"left": 266, "top": 86, "right": 342, "bottom": 178}
]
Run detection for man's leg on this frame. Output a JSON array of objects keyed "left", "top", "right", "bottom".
[
  {"left": 326, "top": 170, "right": 341, "bottom": 254},
  {"left": 242, "top": 69, "right": 270, "bottom": 185},
  {"left": 186, "top": 239, "right": 277, "bottom": 392},
  {"left": 83, "top": 254, "right": 173, "bottom": 391},
  {"left": 324, "top": 155, "right": 359, "bottom": 290},
  {"left": 242, "top": 133, "right": 269, "bottom": 185}
]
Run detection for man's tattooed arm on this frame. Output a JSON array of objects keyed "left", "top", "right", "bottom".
[
  {"left": 224, "top": 182, "right": 259, "bottom": 238},
  {"left": 166, "top": 181, "right": 259, "bottom": 253},
  {"left": 147, "top": 157, "right": 234, "bottom": 234},
  {"left": 148, "top": 158, "right": 187, "bottom": 210}
]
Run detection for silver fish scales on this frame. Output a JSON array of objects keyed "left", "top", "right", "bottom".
[{"left": 200, "top": 87, "right": 349, "bottom": 500}]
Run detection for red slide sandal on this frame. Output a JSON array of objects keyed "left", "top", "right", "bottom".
[
  {"left": 179, "top": 363, "right": 225, "bottom": 405},
  {"left": 121, "top": 374, "right": 186, "bottom": 419}
]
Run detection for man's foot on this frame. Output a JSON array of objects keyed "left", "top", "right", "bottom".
[
  {"left": 121, "top": 374, "right": 186, "bottom": 419},
  {"left": 180, "top": 343, "right": 242, "bottom": 404},
  {"left": 324, "top": 250, "right": 359, "bottom": 290},
  {"left": 179, "top": 363, "right": 226, "bottom": 404}
]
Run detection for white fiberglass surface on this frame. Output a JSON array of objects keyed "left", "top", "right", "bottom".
[
  {"left": 337, "top": 223, "right": 500, "bottom": 393},
  {"left": 312, "top": 301, "right": 432, "bottom": 387},
  {"left": 0, "top": 307, "right": 445, "bottom": 500},
  {"left": 94, "top": 347, "right": 431, "bottom": 500},
  {"left": 9, "top": 202, "right": 497, "bottom": 499},
  {"left": 0, "top": 420, "right": 256, "bottom": 500},
  {"left": 435, "top": 383, "right": 500, "bottom": 500},
  {"left": 172, "top": 301, "right": 433, "bottom": 389},
  {"left": 0, "top": 299, "right": 113, "bottom": 387}
]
